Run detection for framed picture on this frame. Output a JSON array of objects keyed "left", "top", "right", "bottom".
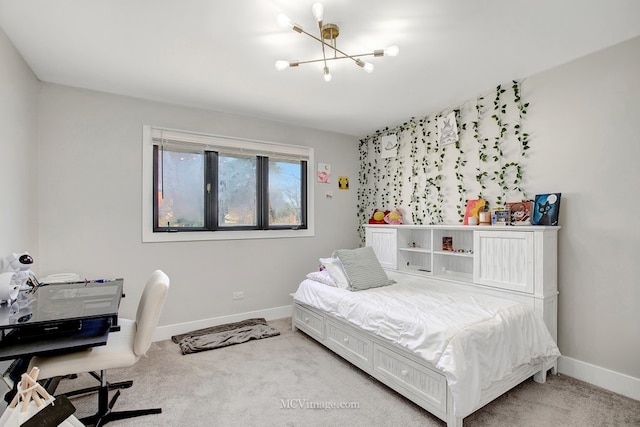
[
  {"left": 463, "top": 199, "right": 486, "bottom": 225},
  {"left": 494, "top": 209, "right": 511, "bottom": 225},
  {"left": 531, "top": 193, "right": 561, "bottom": 226},
  {"left": 437, "top": 111, "right": 459, "bottom": 147},
  {"left": 317, "top": 163, "right": 331, "bottom": 183},
  {"left": 338, "top": 176, "right": 349, "bottom": 190},
  {"left": 507, "top": 201, "right": 532, "bottom": 225},
  {"left": 442, "top": 237, "right": 453, "bottom": 251},
  {"left": 380, "top": 134, "right": 398, "bottom": 159}
]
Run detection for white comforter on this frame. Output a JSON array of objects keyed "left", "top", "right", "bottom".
[{"left": 293, "top": 271, "right": 560, "bottom": 416}]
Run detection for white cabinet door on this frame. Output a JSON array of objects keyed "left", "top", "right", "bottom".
[
  {"left": 473, "top": 231, "right": 534, "bottom": 293},
  {"left": 365, "top": 227, "right": 397, "bottom": 270}
]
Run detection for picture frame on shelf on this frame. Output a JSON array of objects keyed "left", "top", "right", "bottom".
[
  {"left": 532, "top": 193, "right": 561, "bottom": 226},
  {"left": 442, "top": 237, "right": 453, "bottom": 251},
  {"left": 507, "top": 201, "right": 532, "bottom": 226},
  {"left": 494, "top": 208, "right": 511, "bottom": 225},
  {"left": 463, "top": 199, "right": 486, "bottom": 225}
]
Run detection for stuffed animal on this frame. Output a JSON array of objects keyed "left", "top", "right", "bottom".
[
  {"left": 384, "top": 209, "right": 403, "bottom": 225},
  {"left": 368, "top": 209, "right": 389, "bottom": 224}
]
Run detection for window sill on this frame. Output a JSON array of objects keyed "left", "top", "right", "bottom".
[{"left": 142, "top": 227, "right": 315, "bottom": 243}]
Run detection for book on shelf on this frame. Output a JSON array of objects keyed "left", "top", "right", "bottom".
[{"left": 442, "top": 236, "right": 453, "bottom": 251}]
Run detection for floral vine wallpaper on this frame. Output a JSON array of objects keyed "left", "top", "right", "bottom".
[{"left": 357, "top": 81, "right": 530, "bottom": 241}]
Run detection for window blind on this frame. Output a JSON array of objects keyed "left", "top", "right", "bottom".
[{"left": 151, "top": 127, "right": 310, "bottom": 160}]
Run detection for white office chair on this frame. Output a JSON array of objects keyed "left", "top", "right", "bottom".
[{"left": 28, "top": 270, "right": 170, "bottom": 426}]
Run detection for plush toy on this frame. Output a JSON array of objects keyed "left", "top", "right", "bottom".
[
  {"left": 368, "top": 209, "right": 389, "bottom": 224},
  {"left": 384, "top": 208, "right": 403, "bottom": 225}
]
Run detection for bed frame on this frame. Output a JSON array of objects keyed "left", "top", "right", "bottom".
[{"left": 292, "top": 273, "right": 558, "bottom": 427}]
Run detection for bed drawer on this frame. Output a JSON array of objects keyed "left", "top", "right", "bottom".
[
  {"left": 326, "top": 320, "right": 373, "bottom": 368},
  {"left": 293, "top": 304, "right": 324, "bottom": 340},
  {"left": 373, "top": 345, "right": 447, "bottom": 413}
]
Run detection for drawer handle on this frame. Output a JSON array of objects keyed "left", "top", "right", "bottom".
[
  {"left": 401, "top": 369, "right": 409, "bottom": 377},
  {"left": 343, "top": 337, "right": 349, "bottom": 344},
  {"left": 304, "top": 317, "right": 309, "bottom": 323}
]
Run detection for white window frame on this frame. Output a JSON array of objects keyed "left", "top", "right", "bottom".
[{"left": 142, "top": 125, "right": 315, "bottom": 242}]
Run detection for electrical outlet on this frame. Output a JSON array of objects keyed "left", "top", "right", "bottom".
[{"left": 232, "top": 291, "right": 244, "bottom": 300}]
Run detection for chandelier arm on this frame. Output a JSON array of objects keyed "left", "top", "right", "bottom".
[
  {"left": 292, "top": 53, "right": 375, "bottom": 66},
  {"left": 296, "top": 27, "right": 362, "bottom": 66},
  {"left": 319, "top": 29, "right": 328, "bottom": 68}
]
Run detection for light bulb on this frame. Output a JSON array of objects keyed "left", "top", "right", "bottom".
[
  {"left": 312, "top": 3, "right": 324, "bottom": 22},
  {"left": 277, "top": 13, "right": 294, "bottom": 29},
  {"left": 275, "top": 60, "right": 290, "bottom": 71},
  {"left": 323, "top": 66, "right": 332, "bottom": 82},
  {"left": 384, "top": 45, "right": 400, "bottom": 57},
  {"left": 356, "top": 59, "right": 374, "bottom": 73}
]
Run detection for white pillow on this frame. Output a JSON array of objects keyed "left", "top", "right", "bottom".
[
  {"left": 306, "top": 270, "right": 337, "bottom": 287},
  {"left": 318, "top": 257, "right": 350, "bottom": 289}
]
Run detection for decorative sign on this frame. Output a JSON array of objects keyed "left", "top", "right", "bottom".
[
  {"left": 437, "top": 111, "right": 459, "bottom": 147},
  {"left": 380, "top": 134, "right": 399, "bottom": 158}
]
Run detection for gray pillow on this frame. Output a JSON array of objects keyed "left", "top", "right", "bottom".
[{"left": 332, "top": 246, "right": 394, "bottom": 291}]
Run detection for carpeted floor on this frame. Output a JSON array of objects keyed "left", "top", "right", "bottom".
[{"left": 5, "top": 318, "right": 639, "bottom": 426}]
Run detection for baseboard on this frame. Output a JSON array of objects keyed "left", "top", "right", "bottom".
[
  {"left": 558, "top": 355, "right": 640, "bottom": 401},
  {"left": 153, "top": 304, "right": 292, "bottom": 342}
]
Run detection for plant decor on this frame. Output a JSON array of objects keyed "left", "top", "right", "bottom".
[{"left": 357, "top": 80, "right": 530, "bottom": 243}]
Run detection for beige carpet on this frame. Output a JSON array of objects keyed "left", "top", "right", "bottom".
[{"left": 9, "top": 318, "right": 640, "bottom": 426}]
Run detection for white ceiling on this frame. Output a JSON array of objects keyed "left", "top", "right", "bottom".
[{"left": 1, "top": 0, "right": 639, "bottom": 137}]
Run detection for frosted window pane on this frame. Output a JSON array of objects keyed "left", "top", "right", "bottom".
[
  {"left": 269, "top": 160, "right": 302, "bottom": 226},
  {"left": 218, "top": 154, "right": 257, "bottom": 226}
]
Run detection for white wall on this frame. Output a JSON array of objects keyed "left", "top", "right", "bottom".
[
  {"left": 524, "top": 36, "right": 640, "bottom": 383},
  {"left": 36, "top": 84, "right": 360, "bottom": 329},
  {"left": 0, "top": 28, "right": 40, "bottom": 266}
]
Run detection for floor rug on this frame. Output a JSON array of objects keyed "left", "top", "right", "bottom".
[{"left": 171, "top": 317, "right": 280, "bottom": 355}]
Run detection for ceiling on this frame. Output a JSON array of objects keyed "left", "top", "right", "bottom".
[{"left": 1, "top": 0, "right": 639, "bottom": 138}]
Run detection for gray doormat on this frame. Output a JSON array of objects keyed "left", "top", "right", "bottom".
[{"left": 171, "top": 317, "right": 280, "bottom": 355}]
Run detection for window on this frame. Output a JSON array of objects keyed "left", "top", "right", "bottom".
[{"left": 143, "top": 126, "right": 314, "bottom": 242}]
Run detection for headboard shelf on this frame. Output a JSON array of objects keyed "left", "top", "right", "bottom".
[{"left": 364, "top": 224, "right": 560, "bottom": 342}]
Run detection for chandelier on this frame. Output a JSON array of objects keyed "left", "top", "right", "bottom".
[{"left": 275, "top": 3, "right": 399, "bottom": 82}]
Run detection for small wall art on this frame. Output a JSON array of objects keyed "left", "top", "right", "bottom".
[
  {"left": 338, "top": 176, "right": 349, "bottom": 190},
  {"left": 380, "top": 134, "right": 399, "bottom": 158},
  {"left": 437, "top": 111, "right": 459, "bottom": 147},
  {"left": 531, "top": 193, "right": 561, "bottom": 226},
  {"left": 317, "top": 163, "right": 331, "bottom": 183}
]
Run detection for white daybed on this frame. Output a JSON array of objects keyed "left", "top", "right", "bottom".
[{"left": 291, "top": 246, "right": 559, "bottom": 427}]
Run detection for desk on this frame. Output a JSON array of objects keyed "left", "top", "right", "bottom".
[{"left": 0, "top": 279, "right": 123, "bottom": 361}]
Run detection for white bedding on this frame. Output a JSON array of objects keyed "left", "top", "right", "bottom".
[{"left": 293, "top": 271, "right": 560, "bottom": 416}]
